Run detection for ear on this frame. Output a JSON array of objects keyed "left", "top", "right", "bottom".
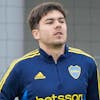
[{"left": 32, "top": 29, "right": 40, "bottom": 40}]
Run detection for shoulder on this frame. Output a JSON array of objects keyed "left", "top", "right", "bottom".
[
  {"left": 5, "top": 49, "right": 40, "bottom": 76},
  {"left": 68, "top": 47, "right": 94, "bottom": 59},
  {"left": 12, "top": 49, "right": 40, "bottom": 66},
  {"left": 68, "top": 47, "right": 97, "bottom": 73},
  {"left": 68, "top": 47, "right": 96, "bottom": 64}
]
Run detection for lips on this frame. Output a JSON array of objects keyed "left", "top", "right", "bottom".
[{"left": 54, "top": 32, "right": 63, "bottom": 35}]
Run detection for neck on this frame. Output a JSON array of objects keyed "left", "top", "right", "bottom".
[{"left": 40, "top": 44, "right": 65, "bottom": 63}]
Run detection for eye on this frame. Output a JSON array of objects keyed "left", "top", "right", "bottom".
[
  {"left": 45, "top": 20, "right": 54, "bottom": 24},
  {"left": 59, "top": 19, "right": 65, "bottom": 23},
  {"left": 46, "top": 21, "right": 53, "bottom": 24}
]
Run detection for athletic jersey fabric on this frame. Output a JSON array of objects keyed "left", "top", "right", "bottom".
[{"left": 0, "top": 46, "right": 99, "bottom": 100}]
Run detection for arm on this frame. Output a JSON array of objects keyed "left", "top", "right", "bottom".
[
  {"left": 86, "top": 61, "right": 100, "bottom": 100},
  {"left": 0, "top": 60, "right": 20, "bottom": 100}
]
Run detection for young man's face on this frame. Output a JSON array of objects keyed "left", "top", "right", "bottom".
[{"left": 32, "top": 10, "right": 67, "bottom": 47}]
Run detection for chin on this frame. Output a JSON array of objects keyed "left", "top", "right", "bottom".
[
  {"left": 53, "top": 42, "right": 65, "bottom": 46},
  {"left": 54, "top": 40, "right": 66, "bottom": 44}
]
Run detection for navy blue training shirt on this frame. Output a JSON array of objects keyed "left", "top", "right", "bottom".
[{"left": 0, "top": 46, "right": 99, "bottom": 100}]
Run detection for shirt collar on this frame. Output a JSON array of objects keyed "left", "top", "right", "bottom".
[{"left": 39, "top": 45, "right": 69, "bottom": 61}]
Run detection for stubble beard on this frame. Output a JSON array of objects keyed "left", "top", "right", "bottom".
[{"left": 48, "top": 40, "right": 66, "bottom": 49}]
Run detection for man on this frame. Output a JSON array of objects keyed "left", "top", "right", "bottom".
[{"left": 0, "top": 2, "right": 99, "bottom": 100}]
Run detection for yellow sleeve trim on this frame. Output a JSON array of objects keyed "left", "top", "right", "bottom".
[
  {"left": 0, "top": 49, "right": 40, "bottom": 91},
  {"left": 0, "top": 60, "right": 17, "bottom": 91},
  {"left": 23, "top": 49, "right": 39, "bottom": 57},
  {"left": 97, "top": 69, "right": 100, "bottom": 98},
  {"left": 68, "top": 47, "right": 94, "bottom": 60}
]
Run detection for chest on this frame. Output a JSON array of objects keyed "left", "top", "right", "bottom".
[{"left": 20, "top": 60, "right": 89, "bottom": 99}]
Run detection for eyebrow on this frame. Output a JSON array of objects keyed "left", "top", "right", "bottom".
[{"left": 45, "top": 17, "right": 65, "bottom": 21}]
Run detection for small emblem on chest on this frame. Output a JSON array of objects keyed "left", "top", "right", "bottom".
[
  {"left": 34, "top": 72, "right": 46, "bottom": 80},
  {"left": 68, "top": 65, "right": 81, "bottom": 79}
]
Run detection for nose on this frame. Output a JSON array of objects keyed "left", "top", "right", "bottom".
[{"left": 54, "top": 21, "right": 62, "bottom": 29}]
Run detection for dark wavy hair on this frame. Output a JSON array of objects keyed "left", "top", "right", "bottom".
[{"left": 28, "top": 2, "right": 66, "bottom": 30}]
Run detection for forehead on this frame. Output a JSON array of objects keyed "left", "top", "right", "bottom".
[{"left": 41, "top": 10, "right": 65, "bottom": 21}]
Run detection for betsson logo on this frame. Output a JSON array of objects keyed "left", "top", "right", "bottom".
[{"left": 36, "top": 94, "right": 84, "bottom": 100}]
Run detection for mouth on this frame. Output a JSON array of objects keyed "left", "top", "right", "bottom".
[{"left": 54, "top": 32, "right": 63, "bottom": 36}]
